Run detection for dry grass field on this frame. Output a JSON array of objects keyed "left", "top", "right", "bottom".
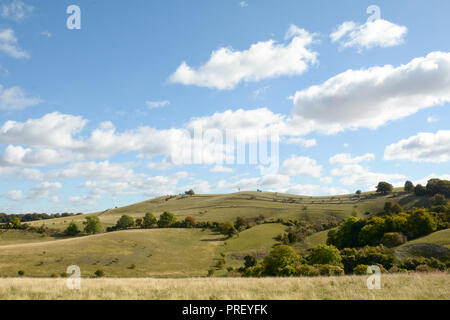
[{"left": 0, "top": 273, "right": 448, "bottom": 300}]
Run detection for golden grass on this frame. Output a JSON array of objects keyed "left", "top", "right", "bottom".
[{"left": 0, "top": 273, "right": 448, "bottom": 300}]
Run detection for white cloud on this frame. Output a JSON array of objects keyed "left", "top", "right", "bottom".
[
  {"left": 329, "top": 153, "right": 375, "bottom": 165},
  {"left": 283, "top": 184, "right": 349, "bottom": 196},
  {"left": 5, "top": 189, "right": 23, "bottom": 201},
  {"left": 293, "top": 51, "right": 450, "bottom": 132},
  {"left": 0, "top": 28, "right": 29, "bottom": 58},
  {"left": 210, "top": 164, "right": 233, "bottom": 173},
  {"left": 331, "top": 19, "right": 407, "bottom": 51},
  {"left": 239, "top": 1, "right": 248, "bottom": 8},
  {"left": 5, "top": 181, "right": 62, "bottom": 202},
  {"left": 0, "top": 84, "right": 40, "bottom": 110},
  {"left": 284, "top": 137, "right": 317, "bottom": 148},
  {"left": 384, "top": 130, "right": 450, "bottom": 163},
  {"left": 1, "top": 0, "right": 33, "bottom": 21},
  {"left": 169, "top": 25, "right": 317, "bottom": 90},
  {"left": 330, "top": 153, "right": 405, "bottom": 187},
  {"left": 45, "top": 161, "right": 135, "bottom": 181},
  {"left": 146, "top": 100, "right": 170, "bottom": 109},
  {"left": 280, "top": 156, "right": 322, "bottom": 178},
  {"left": 427, "top": 116, "right": 438, "bottom": 123},
  {"left": 0, "top": 145, "right": 75, "bottom": 167}
]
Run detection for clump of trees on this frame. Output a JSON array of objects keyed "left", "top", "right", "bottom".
[
  {"left": 327, "top": 208, "right": 442, "bottom": 249},
  {"left": 64, "top": 222, "right": 81, "bottom": 236},
  {"left": 83, "top": 216, "right": 103, "bottom": 234}
]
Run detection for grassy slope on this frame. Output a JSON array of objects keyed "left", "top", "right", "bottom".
[
  {"left": 27, "top": 190, "right": 421, "bottom": 232},
  {"left": 0, "top": 224, "right": 286, "bottom": 278},
  {"left": 1, "top": 274, "right": 448, "bottom": 300},
  {"left": 395, "top": 229, "right": 450, "bottom": 260},
  {"left": 0, "top": 230, "right": 58, "bottom": 245}
]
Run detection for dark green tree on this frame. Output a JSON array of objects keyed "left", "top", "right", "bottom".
[
  {"left": 404, "top": 181, "right": 414, "bottom": 193},
  {"left": 308, "top": 244, "right": 342, "bottom": 266},
  {"left": 83, "top": 216, "right": 103, "bottom": 234},
  {"left": 142, "top": 212, "right": 157, "bottom": 228},
  {"left": 158, "top": 211, "right": 177, "bottom": 227},
  {"left": 65, "top": 222, "right": 81, "bottom": 236},
  {"left": 115, "top": 215, "right": 135, "bottom": 230},
  {"left": 376, "top": 182, "right": 393, "bottom": 195}
]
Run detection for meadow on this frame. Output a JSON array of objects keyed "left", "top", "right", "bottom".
[{"left": 0, "top": 274, "right": 448, "bottom": 300}]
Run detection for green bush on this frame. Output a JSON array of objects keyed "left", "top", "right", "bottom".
[
  {"left": 17, "top": 270, "right": 25, "bottom": 276},
  {"left": 244, "top": 255, "right": 257, "bottom": 269},
  {"left": 83, "top": 216, "right": 103, "bottom": 234},
  {"left": 263, "top": 245, "right": 302, "bottom": 276},
  {"left": 280, "top": 265, "right": 298, "bottom": 277},
  {"left": 314, "top": 264, "right": 344, "bottom": 276},
  {"left": 308, "top": 244, "right": 342, "bottom": 266},
  {"left": 296, "top": 264, "right": 319, "bottom": 277},
  {"left": 353, "top": 264, "right": 369, "bottom": 275},
  {"left": 243, "top": 264, "right": 264, "bottom": 277},
  {"left": 142, "top": 212, "right": 157, "bottom": 228},
  {"left": 381, "top": 232, "right": 406, "bottom": 248},
  {"left": 115, "top": 215, "right": 135, "bottom": 230},
  {"left": 158, "top": 211, "right": 177, "bottom": 228},
  {"left": 64, "top": 222, "right": 81, "bottom": 236},
  {"left": 94, "top": 269, "right": 105, "bottom": 277},
  {"left": 388, "top": 265, "right": 408, "bottom": 273}
]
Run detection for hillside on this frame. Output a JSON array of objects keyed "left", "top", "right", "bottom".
[
  {"left": 27, "top": 189, "right": 423, "bottom": 232},
  {"left": 395, "top": 229, "right": 450, "bottom": 260}
]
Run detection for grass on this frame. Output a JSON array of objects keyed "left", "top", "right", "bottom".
[
  {"left": 0, "top": 230, "right": 57, "bottom": 245},
  {"left": 0, "top": 225, "right": 287, "bottom": 278},
  {"left": 303, "top": 229, "right": 332, "bottom": 249},
  {"left": 0, "top": 273, "right": 448, "bottom": 300},
  {"left": 395, "top": 229, "right": 450, "bottom": 260}
]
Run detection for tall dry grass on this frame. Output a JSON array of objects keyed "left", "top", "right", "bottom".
[{"left": 0, "top": 273, "right": 448, "bottom": 300}]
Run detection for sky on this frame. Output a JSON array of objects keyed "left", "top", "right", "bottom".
[{"left": 0, "top": 0, "right": 449, "bottom": 214}]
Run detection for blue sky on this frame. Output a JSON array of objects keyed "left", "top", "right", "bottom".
[{"left": 0, "top": 0, "right": 449, "bottom": 213}]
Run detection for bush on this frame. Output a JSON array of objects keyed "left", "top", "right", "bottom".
[
  {"left": 64, "top": 222, "right": 81, "bottom": 236},
  {"left": 115, "top": 215, "right": 135, "bottom": 230},
  {"left": 158, "top": 211, "right": 177, "bottom": 228},
  {"left": 415, "top": 264, "right": 437, "bottom": 273},
  {"left": 243, "top": 264, "right": 264, "bottom": 277},
  {"left": 404, "top": 181, "right": 415, "bottom": 193},
  {"left": 353, "top": 264, "right": 369, "bottom": 275},
  {"left": 314, "top": 264, "right": 344, "bottom": 276},
  {"left": 432, "top": 194, "right": 447, "bottom": 206},
  {"left": 142, "top": 212, "right": 157, "bottom": 228},
  {"left": 244, "top": 255, "right": 257, "bottom": 269},
  {"left": 381, "top": 232, "right": 406, "bottom": 248},
  {"left": 296, "top": 264, "right": 319, "bottom": 277},
  {"left": 414, "top": 184, "right": 427, "bottom": 196},
  {"left": 280, "top": 265, "right": 298, "bottom": 277},
  {"left": 18, "top": 270, "right": 25, "bottom": 276},
  {"left": 308, "top": 244, "right": 342, "bottom": 266},
  {"left": 94, "top": 269, "right": 105, "bottom": 277},
  {"left": 263, "top": 245, "right": 302, "bottom": 276},
  {"left": 83, "top": 216, "right": 103, "bottom": 234},
  {"left": 218, "top": 222, "right": 237, "bottom": 238},
  {"left": 389, "top": 265, "right": 408, "bottom": 273},
  {"left": 207, "top": 269, "right": 215, "bottom": 277}
]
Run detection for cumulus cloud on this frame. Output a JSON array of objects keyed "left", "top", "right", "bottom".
[
  {"left": 5, "top": 181, "right": 62, "bottom": 202},
  {"left": 210, "top": 165, "right": 233, "bottom": 173},
  {"left": 0, "top": 0, "right": 33, "bottom": 21},
  {"left": 284, "top": 137, "right": 317, "bottom": 148},
  {"left": 331, "top": 19, "right": 407, "bottom": 51},
  {"left": 384, "top": 130, "right": 450, "bottom": 163},
  {"left": 169, "top": 25, "right": 317, "bottom": 90},
  {"left": 280, "top": 156, "right": 322, "bottom": 178},
  {"left": 330, "top": 153, "right": 405, "bottom": 187},
  {"left": 0, "top": 84, "right": 40, "bottom": 110},
  {"left": 0, "top": 28, "right": 29, "bottom": 58},
  {"left": 283, "top": 184, "right": 349, "bottom": 196},
  {"left": 292, "top": 51, "right": 450, "bottom": 132}
]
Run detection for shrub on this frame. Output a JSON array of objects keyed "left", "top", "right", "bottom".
[
  {"left": 115, "top": 215, "right": 135, "bottom": 230},
  {"left": 280, "top": 265, "right": 298, "bottom": 277},
  {"left": 296, "top": 264, "right": 319, "bottom": 277},
  {"left": 128, "top": 264, "right": 136, "bottom": 270},
  {"left": 142, "top": 212, "right": 157, "bottom": 228},
  {"left": 353, "top": 264, "right": 369, "bottom": 275},
  {"left": 414, "top": 184, "right": 427, "bottom": 196},
  {"left": 184, "top": 216, "right": 196, "bottom": 228},
  {"left": 244, "top": 255, "right": 257, "bottom": 269},
  {"left": 432, "top": 194, "right": 447, "bottom": 206},
  {"left": 218, "top": 222, "right": 237, "bottom": 238},
  {"left": 308, "top": 244, "right": 342, "bottom": 266},
  {"left": 185, "top": 189, "right": 195, "bottom": 196},
  {"left": 389, "top": 265, "right": 408, "bottom": 273},
  {"left": 263, "top": 245, "right": 302, "bottom": 276},
  {"left": 83, "top": 216, "right": 103, "bottom": 234},
  {"left": 381, "top": 232, "right": 406, "bottom": 248},
  {"left": 243, "top": 264, "right": 264, "bottom": 277},
  {"left": 207, "top": 269, "right": 215, "bottom": 277},
  {"left": 158, "top": 211, "right": 177, "bottom": 227},
  {"left": 64, "top": 222, "right": 81, "bottom": 236},
  {"left": 94, "top": 269, "right": 105, "bottom": 277},
  {"left": 18, "top": 270, "right": 25, "bottom": 276},
  {"left": 415, "top": 264, "right": 437, "bottom": 273},
  {"left": 314, "top": 264, "right": 344, "bottom": 276}
]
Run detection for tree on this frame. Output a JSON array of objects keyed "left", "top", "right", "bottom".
[
  {"left": 115, "top": 215, "right": 135, "bottom": 230},
  {"left": 414, "top": 184, "right": 427, "bottom": 196},
  {"left": 263, "top": 245, "right": 302, "bottom": 276},
  {"left": 432, "top": 194, "right": 447, "bottom": 206},
  {"left": 158, "top": 211, "right": 177, "bottom": 227},
  {"left": 384, "top": 201, "right": 402, "bottom": 214},
  {"left": 426, "top": 179, "right": 450, "bottom": 198},
  {"left": 218, "top": 222, "right": 237, "bottom": 238},
  {"left": 407, "top": 209, "right": 437, "bottom": 238},
  {"left": 355, "top": 190, "right": 362, "bottom": 196},
  {"left": 65, "top": 222, "right": 81, "bottom": 236},
  {"left": 135, "top": 218, "right": 143, "bottom": 228},
  {"left": 327, "top": 216, "right": 365, "bottom": 249},
  {"left": 308, "top": 244, "right": 342, "bottom": 266},
  {"left": 404, "top": 181, "right": 414, "bottom": 193},
  {"left": 11, "top": 217, "right": 21, "bottom": 229},
  {"left": 381, "top": 232, "right": 406, "bottom": 248},
  {"left": 142, "top": 212, "right": 157, "bottom": 228},
  {"left": 185, "top": 189, "right": 195, "bottom": 196},
  {"left": 83, "top": 216, "right": 103, "bottom": 234},
  {"left": 376, "top": 182, "right": 393, "bottom": 195},
  {"left": 234, "top": 216, "right": 247, "bottom": 231}
]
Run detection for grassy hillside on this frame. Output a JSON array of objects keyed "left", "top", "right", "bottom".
[
  {"left": 1, "top": 274, "right": 448, "bottom": 300},
  {"left": 395, "top": 229, "right": 450, "bottom": 260},
  {"left": 27, "top": 190, "right": 422, "bottom": 232},
  {"left": 0, "top": 224, "right": 286, "bottom": 278}
]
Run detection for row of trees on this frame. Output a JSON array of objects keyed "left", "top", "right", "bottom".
[
  {"left": 0, "top": 212, "right": 82, "bottom": 223},
  {"left": 375, "top": 179, "right": 450, "bottom": 197}
]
